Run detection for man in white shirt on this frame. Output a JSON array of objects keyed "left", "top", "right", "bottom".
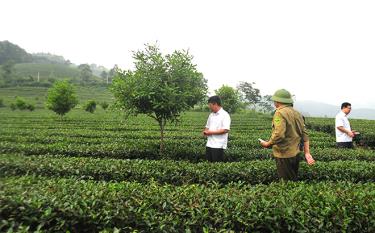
[
  {"left": 203, "top": 96, "right": 231, "bottom": 162},
  {"left": 335, "top": 102, "right": 356, "bottom": 148}
]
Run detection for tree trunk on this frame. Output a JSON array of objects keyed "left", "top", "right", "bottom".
[{"left": 158, "top": 119, "right": 166, "bottom": 155}]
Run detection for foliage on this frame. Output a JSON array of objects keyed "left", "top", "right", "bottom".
[
  {"left": 9, "top": 103, "right": 16, "bottom": 111},
  {"left": 0, "top": 86, "right": 113, "bottom": 109},
  {"left": 1, "top": 60, "right": 15, "bottom": 83},
  {"left": 237, "top": 81, "right": 261, "bottom": 108},
  {"left": 1, "top": 154, "right": 374, "bottom": 185},
  {"left": 32, "top": 52, "right": 71, "bottom": 65},
  {"left": 215, "top": 85, "right": 242, "bottom": 113},
  {"left": 15, "top": 96, "right": 28, "bottom": 110},
  {"left": 1, "top": 105, "right": 375, "bottom": 232},
  {"left": 78, "top": 64, "right": 93, "bottom": 84},
  {"left": 26, "top": 103, "right": 35, "bottom": 111},
  {"left": 9, "top": 96, "right": 35, "bottom": 111},
  {"left": 100, "top": 101, "right": 109, "bottom": 110},
  {"left": 46, "top": 80, "right": 78, "bottom": 116},
  {"left": 259, "top": 95, "right": 274, "bottom": 113},
  {"left": 111, "top": 43, "right": 207, "bottom": 152},
  {"left": 0, "top": 40, "right": 32, "bottom": 65},
  {"left": 1, "top": 176, "right": 374, "bottom": 232},
  {"left": 84, "top": 100, "right": 97, "bottom": 113}
]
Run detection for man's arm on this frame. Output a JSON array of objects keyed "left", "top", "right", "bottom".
[
  {"left": 204, "top": 129, "right": 229, "bottom": 136},
  {"left": 203, "top": 115, "right": 211, "bottom": 136},
  {"left": 337, "top": 126, "right": 354, "bottom": 137},
  {"left": 303, "top": 140, "right": 315, "bottom": 165},
  {"left": 204, "top": 113, "right": 231, "bottom": 136},
  {"left": 203, "top": 127, "right": 209, "bottom": 137}
]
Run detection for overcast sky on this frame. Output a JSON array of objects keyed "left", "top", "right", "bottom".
[{"left": 1, "top": 0, "right": 375, "bottom": 109}]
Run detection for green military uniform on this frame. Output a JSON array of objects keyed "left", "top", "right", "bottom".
[
  {"left": 269, "top": 106, "right": 309, "bottom": 158},
  {"left": 269, "top": 89, "right": 309, "bottom": 181}
]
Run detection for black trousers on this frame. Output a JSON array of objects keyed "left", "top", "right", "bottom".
[
  {"left": 205, "top": 147, "right": 224, "bottom": 162},
  {"left": 336, "top": 142, "right": 354, "bottom": 149},
  {"left": 275, "top": 154, "right": 301, "bottom": 181}
]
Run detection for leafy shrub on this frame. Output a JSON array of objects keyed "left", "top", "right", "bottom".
[
  {"left": 84, "top": 100, "right": 96, "bottom": 113},
  {"left": 10, "top": 103, "right": 16, "bottom": 111},
  {"left": 15, "top": 97, "right": 27, "bottom": 110},
  {"left": 46, "top": 80, "right": 78, "bottom": 116},
  {"left": 100, "top": 101, "right": 109, "bottom": 110}
]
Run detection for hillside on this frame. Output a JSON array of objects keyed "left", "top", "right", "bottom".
[
  {"left": 295, "top": 100, "right": 375, "bottom": 120},
  {"left": 0, "top": 86, "right": 113, "bottom": 108},
  {"left": 0, "top": 40, "right": 32, "bottom": 64},
  {"left": 13, "top": 63, "right": 104, "bottom": 84},
  {"left": 14, "top": 63, "right": 80, "bottom": 80},
  {"left": 0, "top": 41, "right": 108, "bottom": 86}
]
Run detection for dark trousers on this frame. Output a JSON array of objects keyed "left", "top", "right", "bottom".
[
  {"left": 275, "top": 154, "right": 301, "bottom": 181},
  {"left": 336, "top": 142, "right": 354, "bottom": 149},
  {"left": 205, "top": 147, "right": 224, "bottom": 162}
]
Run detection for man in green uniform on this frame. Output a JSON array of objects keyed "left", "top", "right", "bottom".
[{"left": 260, "top": 89, "right": 315, "bottom": 181}]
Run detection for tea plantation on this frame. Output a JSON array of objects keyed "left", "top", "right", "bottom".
[{"left": 0, "top": 109, "right": 374, "bottom": 232}]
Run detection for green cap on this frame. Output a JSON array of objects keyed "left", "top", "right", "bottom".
[{"left": 271, "top": 89, "right": 293, "bottom": 104}]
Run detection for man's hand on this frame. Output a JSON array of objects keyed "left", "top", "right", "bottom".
[
  {"left": 203, "top": 129, "right": 210, "bottom": 137},
  {"left": 338, "top": 126, "right": 355, "bottom": 138},
  {"left": 347, "top": 131, "right": 355, "bottom": 138},
  {"left": 260, "top": 140, "right": 271, "bottom": 148},
  {"left": 305, "top": 153, "right": 315, "bottom": 165}
]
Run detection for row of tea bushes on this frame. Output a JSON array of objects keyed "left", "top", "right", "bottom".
[
  {"left": 1, "top": 176, "right": 374, "bottom": 232},
  {"left": 1, "top": 154, "right": 374, "bottom": 185}
]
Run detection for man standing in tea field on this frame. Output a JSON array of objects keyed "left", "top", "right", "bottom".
[
  {"left": 260, "top": 89, "right": 315, "bottom": 181},
  {"left": 203, "top": 96, "right": 231, "bottom": 162},
  {"left": 335, "top": 102, "right": 358, "bottom": 149}
]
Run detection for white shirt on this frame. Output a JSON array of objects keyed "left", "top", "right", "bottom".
[
  {"left": 205, "top": 108, "right": 231, "bottom": 149},
  {"left": 335, "top": 111, "right": 352, "bottom": 142}
]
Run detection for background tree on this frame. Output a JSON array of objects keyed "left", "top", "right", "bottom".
[
  {"left": 10, "top": 103, "right": 16, "bottom": 111},
  {"left": 1, "top": 60, "right": 15, "bottom": 84},
  {"left": 84, "top": 100, "right": 97, "bottom": 113},
  {"left": 26, "top": 103, "right": 35, "bottom": 111},
  {"left": 237, "top": 81, "right": 261, "bottom": 109},
  {"left": 107, "top": 65, "right": 119, "bottom": 84},
  {"left": 46, "top": 80, "right": 78, "bottom": 116},
  {"left": 15, "top": 96, "right": 27, "bottom": 110},
  {"left": 215, "top": 85, "right": 242, "bottom": 114},
  {"left": 64, "top": 59, "right": 72, "bottom": 65},
  {"left": 111, "top": 43, "right": 207, "bottom": 153},
  {"left": 78, "top": 64, "right": 93, "bottom": 84},
  {"left": 100, "top": 71, "right": 108, "bottom": 79},
  {"left": 11, "top": 96, "right": 35, "bottom": 111},
  {"left": 100, "top": 101, "right": 109, "bottom": 110},
  {"left": 193, "top": 97, "right": 209, "bottom": 112},
  {"left": 259, "top": 95, "right": 274, "bottom": 113}
]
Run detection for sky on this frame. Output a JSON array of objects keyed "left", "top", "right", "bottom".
[{"left": 1, "top": 0, "right": 375, "bottom": 109}]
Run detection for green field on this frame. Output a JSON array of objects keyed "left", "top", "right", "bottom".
[
  {"left": 0, "top": 62, "right": 104, "bottom": 87},
  {"left": 0, "top": 86, "right": 113, "bottom": 108},
  {"left": 0, "top": 105, "right": 374, "bottom": 232},
  {"left": 306, "top": 117, "right": 375, "bottom": 149}
]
